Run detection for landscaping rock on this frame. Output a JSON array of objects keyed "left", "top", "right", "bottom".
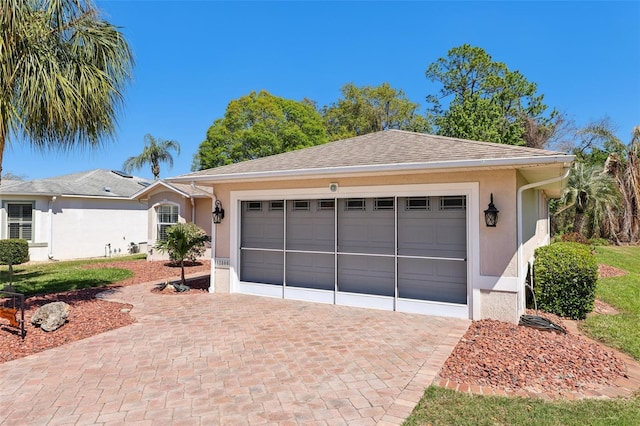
[{"left": 31, "top": 302, "right": 70, "bottom": 332}]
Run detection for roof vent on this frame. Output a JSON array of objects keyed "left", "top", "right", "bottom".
[
  {"left": 103, "top": 186, "right": 111, "bottom": 192},
  {"left": 138, "top": 181, "right": 150, "bottom": 187},
  {"left": 111, "top": 170, "right": 133, "bottom": 178}
]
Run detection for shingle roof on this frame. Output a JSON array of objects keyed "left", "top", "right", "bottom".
[
  {"left": 0, "top": 169, "right": 151, "bottom": 198},
  {"left": 174, "top": 130, "right": 571, "bottom": 182}
]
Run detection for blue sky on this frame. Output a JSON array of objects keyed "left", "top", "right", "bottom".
[{"left": 4, "top": 0, "right": 639, "bottom": 181}]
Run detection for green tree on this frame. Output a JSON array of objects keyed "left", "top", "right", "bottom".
[
  {"left": 425, "top": 44, "right": 557, "bottom": 147},
  {"left": 321, "top": 82, "right": 430, "bottom": 141},
  {"left": 0, "top": 0, "right": 133, "bottom": 183},
  {"left": 155, "top": 222, "right": 210, "bottom": 287},
  {"left": 193, "top": 91, "right": 327, "bottom": 170},
  {"left": 572, "top": 118, "right": 625, "bottom": 166},
  {"left": 122, "top": 134, "right": 180, "bottom": 180},
  {"left": 556, "top": 162, "right": 619, "bottom": 238}
]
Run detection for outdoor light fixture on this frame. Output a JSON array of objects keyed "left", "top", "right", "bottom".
[
  {"left": 484, "top": 193, "right": 499, "bottom": 227},
  {"left": 212, "top": 200, "right": 225, "bottom": 224}
]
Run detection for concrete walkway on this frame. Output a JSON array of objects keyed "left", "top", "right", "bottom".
[{"left": 0, "top": 282, "right": 469, "bottom": 425}]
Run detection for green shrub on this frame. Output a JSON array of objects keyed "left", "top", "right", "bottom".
[
  {"left": 533, "top": 242, "right": 598, "bottom": 320},
  {"left": 560, "top": 232, "right": 590, "bottom": 245},
  {"left": 589, "top": 238, "right": 610, "bottom": 247},
  {"left": 0, "top": 239, "right": 29, "bottom": 266}
]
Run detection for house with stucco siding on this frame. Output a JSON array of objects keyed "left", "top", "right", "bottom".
[
  {"left": 165, "top": 130, "right": 574, "bottom": 323},
  {"left": 0, "top": 169, "right": 149, "bottom": 261}
]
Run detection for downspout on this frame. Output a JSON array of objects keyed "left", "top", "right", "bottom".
[
  {"left": 48, "top": 196, "right": 57, "bottom": 259},
  {"left": 516, "top": 167, "right": 571, "bottom": 314},
  {"left": 190, "top": 197, "right": 195, "bottom": 223}
]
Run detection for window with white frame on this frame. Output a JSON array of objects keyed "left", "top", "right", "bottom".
[
  {"left": 157, "top": 204, "right": 179, "bottom": 241},
  {"left": 6, "top": 202, "right": 33, "bottom": 241}
]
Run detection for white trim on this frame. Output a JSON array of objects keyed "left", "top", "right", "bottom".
[
  {"left": 475, "top": 275, "right": 519, "bottom": 292},
  {"left": 172, "top": 155, "right": 574, "bottom": 184},
  {"left": 284, "top": 287, "right": 334, "bottom": 304},
  {"left": 335, "top": 292, "right": 395, "bottom": 311},
  {"left": 397, "top": 299, "right": 468, "bottom": 318},
  {"left": 238, "top": 282, "right": 283, "bottom": 298},
  {"left": 229, "top": 182, "right": 479, "bottom": 320}
]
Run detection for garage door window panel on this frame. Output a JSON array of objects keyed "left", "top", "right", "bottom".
[
  {"left": 338, "top": 198, "right": 394, "bottom": 255},
  {"left": 286, "top": 200, "right": 334, "bottom": 252}
]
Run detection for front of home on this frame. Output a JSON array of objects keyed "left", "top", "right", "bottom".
[
  {"left": 170, "top": 130, "right": 574, "bottom": 322},
  {"left": 0, "top": 169, "right": 149, "bottom": 261}
]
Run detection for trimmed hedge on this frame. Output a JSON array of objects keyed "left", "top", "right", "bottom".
[
  {"left": 533, "top": 242, "right": 598, "bottom": 320},
  {"left": 0, "top": 239, "right": 29, "bottom": 266}
]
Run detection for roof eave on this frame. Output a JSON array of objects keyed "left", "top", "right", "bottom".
[{"left": 170, "top": 155, "right": 575, "bottom": 184}]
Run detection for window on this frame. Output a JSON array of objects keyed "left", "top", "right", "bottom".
[
  {"left": 292, "top": 200, "right": 310, "bottom": 211},
  {"left": 405, "top": 197, "right": 430, "bottom": 210},
  {"left": 246, "top": 201, "right": 262, "bottom": 212},
  {"left": 269, "top": 201, "right": 284, "bottom": 211},
  {"left": 318, "top": 199, "right": 335, "bottom": 210},
  {"left": 440, "top": 196, "right": 466, "bottom": 211},
  {"left": 374, "top": 198, "right": 394, "bottom": 210},
  {"left": 6, "top": 203, "right": 33, "bottom": 241},
  {"left": 345, "top": 198, "right": 366, "bottom": 211},
  {"left": 157, "top": 204, "right": 178, "bottom": 241}
]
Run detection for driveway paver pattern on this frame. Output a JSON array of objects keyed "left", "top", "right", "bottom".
[{"left": 0, "top": 281, "right": 469, "bottom": 425}]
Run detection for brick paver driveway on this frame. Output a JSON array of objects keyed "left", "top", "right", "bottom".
[{"left": 0, "top": 281, "right": 469, "bottom": 425}]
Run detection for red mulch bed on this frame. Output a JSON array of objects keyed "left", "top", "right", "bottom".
[
  {"left": 0, "top": 259, "right": 632, "bottom": 397},
  {"left": 0, "top": 259, "right": 210, "bottom": 364}
]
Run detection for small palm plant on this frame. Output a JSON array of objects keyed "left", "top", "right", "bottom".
[{"left": 155, "top": 223, "right": 210, "bottom": 287}]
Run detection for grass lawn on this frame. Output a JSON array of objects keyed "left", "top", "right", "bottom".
[
  {"left": 581, "top": 246, "right": 640, "bottom": 361},
  {"left": 0, "top": 254, "right": 144, "bottom": 297},
  {"left": 404, "top": 245, "right": 640, "bottom": 426}
]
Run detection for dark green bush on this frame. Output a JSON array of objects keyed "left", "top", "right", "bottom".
[
  {"left": 533, "top": 242, "right": 598, "bottom": 320},
  {"left": 0, "top": 239, "right": 29, "bottom": 265}
]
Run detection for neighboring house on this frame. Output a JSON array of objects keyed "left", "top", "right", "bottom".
[
  {"left": 131, "top": 181, "right": 212, "bottom": 261},
  {"left": 0, "top": 169, "right": 150, "bottom": 261},
  {"left": 166, "top": 130, "right": 575, "bottom": 323}
]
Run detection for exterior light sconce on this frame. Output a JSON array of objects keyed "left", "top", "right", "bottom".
[
  {"left": 484, "top": 193, "right": 499, "bottom": 227},
  {"left": 212, "top": 200, "right": 225, "bottom": 224}
]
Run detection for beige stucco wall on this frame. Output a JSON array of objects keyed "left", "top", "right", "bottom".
[
  {"left": 480, "top": 290, "right": 519, "bottom": 323},
  {"left": 210, "top": 169, "right": 519, "bottom": 279},
  {"left": 144, "top": 189, "right": 211, "bottom": 261}
]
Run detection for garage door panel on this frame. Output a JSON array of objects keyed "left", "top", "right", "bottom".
[
  {"left": 338, "top": 255, "right": 394, "bottom": 296},
  {"left": 398, "top": 258, "right": 466, "bottom": 304},
  {"left": 241, "top": 203, "right": 284, "bottom": 249},
  {"left": 287, "top": 211, "right": 334, "bottom": 251},
  {"left": 240, "top": 250, "right": 283, "bottom": 285},
  {"left": 338, "top": 199, "right": 394, "bottom": 254},
  {"left": 286, "top": 253, "right": 334, "bottom": 290}
]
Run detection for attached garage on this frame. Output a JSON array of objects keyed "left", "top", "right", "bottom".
[
  {"left": 169, "top": 130, "right": 574, "bottom": 322},
  {"left": 238, "top": 195, "right": 468, "bottom": 311}
]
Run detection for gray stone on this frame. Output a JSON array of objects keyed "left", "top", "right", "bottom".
[{"left": 31, "top": 302, "right": 70, "bottom": 332}]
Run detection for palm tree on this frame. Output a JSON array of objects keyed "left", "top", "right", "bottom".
[
  {"left": 155, "top": 222, "right": 210, "bottom": 287},
  {"left": 556, "top": 162, "right": 619, "bottom": 237},
  {"left": 0, "top": 0, "right": 133, "bottom": 183},
  {"left": 123, "top": 134, "right": 181, "bottom": 179}
]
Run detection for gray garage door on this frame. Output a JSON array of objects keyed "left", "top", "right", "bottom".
[{"left": 239, "top": 196, "right": 467, "bottom": 307}]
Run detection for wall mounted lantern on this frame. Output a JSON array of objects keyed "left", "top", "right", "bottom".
[
  {"left": 212, "top": 200, "right": 225, "bottom": 224},
  {"left": 484, "top": 193, "right": 499, "bottom": 227}
]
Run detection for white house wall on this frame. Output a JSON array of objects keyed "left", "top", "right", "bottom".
[{"left": 50, "top": 198, "right": 147, "bottom": 260}]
